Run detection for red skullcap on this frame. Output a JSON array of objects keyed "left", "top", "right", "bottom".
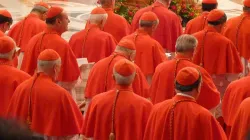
[
  {"left": 118, "top": 38, "right": 136, "bottom": 50},
  {"left": 0, "top": 10, "right": 12, "bottom": 18},
  {"left": 176, "top": 67, "right": 200, "bottom": 86},
  {"left": 140, "top": 11, "right": 158, "bottom": 21},
  {"left": 46, "top": 6, "right": 63, "bottom": 19},
  {"left": 38, "top": 49, "right": 60, "bottom": 61},
  {"left": 207, "top": 9, "right": 225, "bottom": 22},
  {"left": 0, "top": 36, "right": 15, "bottom": 53},
  {"left": 114, "top": 59, "right": 136, "bottom": 76}
]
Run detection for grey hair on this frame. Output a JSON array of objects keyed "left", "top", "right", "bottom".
[
  {"left": 37, "top": 59, "right": 61, "bottom": 71},
  {"left": 89, "top": 14, "right": 108, "bottom": 24},
  {"left": 175, "top": 34, "right": 198, "bottom": 52},
  {"left": 115, "top": 46, "right": 136, "bottom": 54},
  {"left": 139, "top": 20, "right": 159, "bottom": 27},
  {"left": 113, "top": 69, "right": 136, "bottom": 85},
  {"left": 0, "top": 36, "right": 16, "bottom": 60},
  {"left": 31, "top": 5, "right": 48, "bottom": 14}
]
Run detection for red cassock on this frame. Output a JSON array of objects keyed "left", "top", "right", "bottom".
[
  {"left": 6, "top": 73, "right": 83, "bottom": 136},
  {"left": 222, "top": 75, "right": 250, "bottom": 134},
  {"left": 131, "top": 1, "right": 182, "bottom": 52},
  {"left": 69, "top": 24, "right": 116, "bottom": 63},
  {"left": 8, "top": 13, "right": 46, "bottom": 52},
  {"left": 0, "top": 30, "right": 4, "bottom": 37},
  {"left": 143, "top": 95, "right": 227, "bottom": 140},
  {"left": 125, "top": 29, "right": 167, "bottom": 77},
  {"left": 229, "top": 97, "right": 250, "bottom": 140},
  {"left": 0, "top": 59, "right": 30, "bottom": 117},
  {"left": 85, "top": 53, "right": 150, "bottom": 99},
  {"left": 103, "top": 8, "right": 131, "bottom": 42},
  {"left": 21, "top": 28, "right": 80, "bottom": 82},
  {"left": 150, "top": 54, "right": 220, "bottom": 110},
  {"left": 222, "top": 13, "right": 250, "bottom": 60},
  {"left": 192, "top": 26, "right": 242, "bottom": 75},
  {"left": 82, "top": 86, "right": 153, "bottom": 140},
  {"left": 185, "top": 12, "right": 209, "bottom": 34}
]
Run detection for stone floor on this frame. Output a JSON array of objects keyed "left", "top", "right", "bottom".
[{"left": 0, "top": 0, "right": 244, "bottom": 41}]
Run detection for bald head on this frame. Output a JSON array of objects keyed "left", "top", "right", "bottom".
[{"left": 175, "top": 34, "right": 198, "bottom": 53}]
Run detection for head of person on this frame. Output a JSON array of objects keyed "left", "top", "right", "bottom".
[
  {"left": 46, "top": 6, "right": 70, "bottom": 35},
  {"left": 115, "top": 38, "right": 136, "bottom": 61},
  {"left": 31, "top": 2, "right": 50, "bottom": 21},
  {"left": 201, "top": 0, "right": 218, "bottom": 12},
  {"left": 0, "top": 118, "right": 36, "bottom": 140},
  {"left": 139, "top": 11, "right": 159, "bottom": 35},
  {"left": 243, "top": 0, "right": 250, "bottom": 13},
  {"left": 0, "top": 36, "right": 17, "bottom": 61},
  {"left": 207, "top": 9, "right": 227, "bottom": 32},
  {"left": 157, "top": 0, "right": 172, "bottom": 7},
  {"left": 175, "top": 34, "right": 198, "bottom": 58},
  {"left": 37, "top": 49, "right": 61, "bottom": 81},
  {"left": 0, "top": 10, "right": 13, "bottom": 33},
  {"left": 175, "top": 67, "right": 202, "bottom": 99},
  {"left": 89, "top": 7, "right": 108, "bottom": 29},
  {"left": 113, "top": 59, "right": 136, "bottom": 86},
  {"left": 99, "top": 0, "right": 115, "bottom": 8}
]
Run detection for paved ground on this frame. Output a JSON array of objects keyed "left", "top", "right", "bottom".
[{"left": 0, "top": 0, "right": 244, "bottom": 40}]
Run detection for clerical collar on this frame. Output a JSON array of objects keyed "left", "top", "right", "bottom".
[
  {"left": 176, "top": 93, "right": 195, "bottom": 100},
  {"left": 0, "top": 58, "right": 13, "bottom": 66},
  {"left": 35, "top": 72, "right": 54, "bottom": 82},
  {"left": 103, "top": 8, "right": 113, "bottom": 12},
  {"left": 27, "top": 13, "right": 40, "bottom": 19},
  {"left": 175, "top": 53, "right": 192, "bottom": 60},
  {"left": 116, "top": 85, "right": 133, "bottom": 92},
  {"left": 44, "top": 27, "right": 60, "bottom": 35},
  {"left": 205, "top": 26, "right": 218, "bottom": 33},
  {"left": 136, "top": 28, "right": 149, "bottom": 35}
]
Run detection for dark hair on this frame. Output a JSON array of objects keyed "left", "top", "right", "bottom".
[
  {"left": 100, "top": 0, "right": 112, "bottom": 6},
  {"left": 202, "top": 3, "right": 217, "bottom": 12},
  {"left": 46, "top": 14, "right": 62, "bottom": 25},
  {"left": 175, "top": 77, "right": 201, "bottom": 92},
  {"left": 139, "top": 20, "right": 158, "bottom": 28},
  {"left": 243, "top": 6, "right": 250, "bottom": 12},
  {"left": 0, "top": 15, "right": 13, "bottom": 24},
  {"left": 0, "top": 118, "right": 44, "bottom": 140},
  {"left": 208, "top": 14, "right": 227, "bottom": 25}
]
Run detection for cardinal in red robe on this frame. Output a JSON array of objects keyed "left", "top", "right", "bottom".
[
  {"left": 100, "top": 0, "right": 131, "bottom": 42},
  {"left": 0, "top": 36, "right": 30, "bottom": 117},
  {"left": 131, "top": 0, "right": 182, "bottom": 53},
  {"left": 8, "top": 2, "right": 49, "bottom": 68},
  {"left": 21, "top": 6, "right": 80, "bottom": 91},
  {"left": 192, "top": 9, "right": 242, "bottom": 126},
  {"left": 229, "top": 97, "right": 250, "bottom": 140},
  {"left": 193, "top": 9, "right": 242, "bottom": 94},
  {"left": 69, "top": 7, "right": 116, "bottom": 63},
  {"left": 83, "top": 59, "right": 152, "bottom": 140},
  {"left": 150, "top": 34, "right": 220, "bottom": 111},
  {"left": 222, "top": 65, "right": 250, "bottom": 136},
  {"left": 185, "top": 0, "right": 218, "bottom": 34},
  {"left": 6, "top": 49, "right": 83, "bottom": 139},
  {"left": 84, "top": 38, "right": 149, "bottom": 109},
  {"left": 126, "top": 11, "right": 167, "bottom": 84},
  {"left": 144, "top": 67, "right": 227, "bottom": 140},
  {"left": 0, "top": 9, "right": 13, "bottom": 36},
  {"left": 222, "top": 0, "right": 250, "bottom": 77}
]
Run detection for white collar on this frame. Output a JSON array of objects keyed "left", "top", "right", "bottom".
[{"left": 176, "top": 93, "right": 195, "bottom": 100}]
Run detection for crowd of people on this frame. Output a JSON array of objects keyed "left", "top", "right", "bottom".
[{"left": 0, "top": 0, "right": 249, "bottom": 139}]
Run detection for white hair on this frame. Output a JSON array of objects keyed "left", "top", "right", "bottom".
[
  {"left": 175, "top": 34, "right": 198, "bottom": 52},
  {"left": 115, "top": 46, "right": 136, "bottom": 54},
  {"left": 37, "top": 59, "right": 61, "bottom": 71},
  {"left": 113, "top": 69, "right": 136, "bottom": 85},
  {"left": 89, "top": 14, "right": 108, "bottom": 24},
  {"left": 139, "top": 20, "right": 159, "bottom": 27},
  {"left": 0, "top": 36, "right": 16, "bottom": 60}
]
